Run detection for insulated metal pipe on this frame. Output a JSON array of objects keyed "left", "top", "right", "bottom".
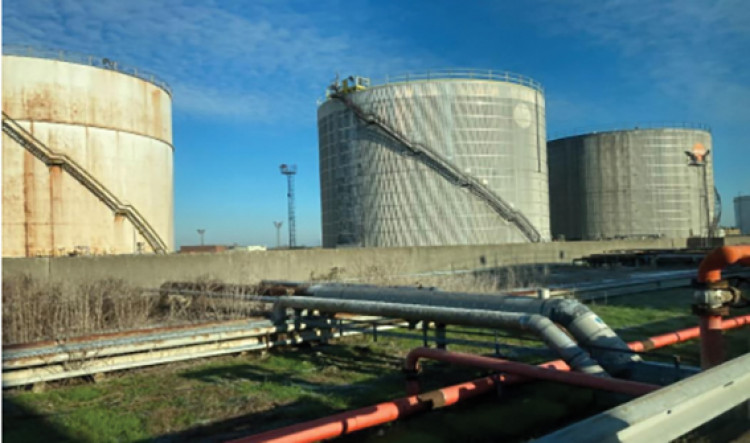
[
  {"left": 273, "top": 296, "right": 605, "bottom": 374},
  {"left": 304, "top": 285, "right": 639, "bottom": 374}
]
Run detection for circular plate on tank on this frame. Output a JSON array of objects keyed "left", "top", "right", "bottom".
[{"left": 513, "top": 103, "right": 532, "bottom": 128}]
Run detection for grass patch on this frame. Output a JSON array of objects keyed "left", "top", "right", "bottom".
[{"left": 4, "top": 282, "right": 749, "bottom": 442}]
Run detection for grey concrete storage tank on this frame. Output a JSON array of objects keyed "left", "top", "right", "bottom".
[
  {"left": 547, "top": 127, "right": 714, "bottom": 240},
  {"left": 317, "top": 70, "right": 550, "bottom": 248},
  {"left": 2, "top": 47, "right": 174, "bottom": 256},
  {"left": 735, "top": 195, "right": 750, "bottom": 235}
]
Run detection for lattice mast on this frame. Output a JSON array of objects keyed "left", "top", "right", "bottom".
[{"left": 280, "top": 164, "right": 297, "bottom": 248}]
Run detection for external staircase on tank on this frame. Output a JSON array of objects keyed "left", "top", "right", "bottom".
[
  {"left": 328, "top": 82, "right": 543, "bottom": 243},
  {"left": 1, "top": 111, "right": 169, "bottom": 254}
]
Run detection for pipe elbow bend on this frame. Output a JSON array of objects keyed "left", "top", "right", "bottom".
[{"left": 698, "top": 245, "right": 750, "bottom": 283}]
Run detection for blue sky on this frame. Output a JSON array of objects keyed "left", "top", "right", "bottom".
[{"left": 4, "top": 0, "right": 749, "bottom": 247}]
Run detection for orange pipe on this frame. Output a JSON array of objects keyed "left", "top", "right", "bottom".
[
  {"left": 228, "top": 377, "right": 497, "bottom": 443},
  {"left": 697, "top": 245, "right": 750, "bottom": 283},
  {"left": 626, "top": 314, "right": 750, "bottom": 352},
  {"left": 230, "top": 314, "right": 750, "bottom": 443}
]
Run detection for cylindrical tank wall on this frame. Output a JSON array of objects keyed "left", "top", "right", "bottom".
[
  {"left": 735, "top": 196, "right": 750, "bottom": 235},
  {"left": 2, "top": 55, "right": 174, "bottom": 256},
  {"left": 318, "top": 78, "right": 550, "bottom": 248},
  {"left": 547, "top": 128, "right": 714, "bottom": 240}
]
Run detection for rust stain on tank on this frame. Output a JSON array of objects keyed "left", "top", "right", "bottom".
[
  {"left": 49, "top": 165, "right": 63, "bottom": 254},
  {"left": 24, "top": 87, "right": 54, "bottom": 122},
  {"left": 22, "top": 150, "right": 35, "bottom": 256},
  {"left": 151, "top": 89, "right": 163, "bottom": 140}
]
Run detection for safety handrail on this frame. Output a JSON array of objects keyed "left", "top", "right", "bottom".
[
  {"left": 376, "top": 69, "right": 543, "bottom": 92},
  {"left": 329, "top": 92, "right": 543, "bottom": 242},
  {"left": 3, "top": 45, "right": 171, "bottom": 96},
  {"left": 1, "top": 112, "right": 168, "bottom": 253}
]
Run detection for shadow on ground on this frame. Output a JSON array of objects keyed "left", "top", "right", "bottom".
[{"left": 3, "top": 396, "right": 75, "bottom": 442}]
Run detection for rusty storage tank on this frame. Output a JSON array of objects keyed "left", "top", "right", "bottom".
[
  {"left": 547, "top": 126, "right": 714, "bottom": 240},
  {"left": 735, "top": 195, "right": 750, "bottom": 235},
  {"left": 317, "top": 70, "right": 550, "bottom": 248},
  {"left": 2, "top": 47, "right": 174, "bottom": 256}
]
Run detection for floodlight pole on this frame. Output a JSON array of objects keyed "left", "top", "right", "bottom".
[
  {"left": 280, "top": 164, "right": 298, "bottom": 248},
  {"left": 273, "top": 221, "right": 283, "bottom": 249}
]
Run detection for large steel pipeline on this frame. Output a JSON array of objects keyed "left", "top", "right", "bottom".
[
  {"left": 272, "top": 296, "right": 605, "bottom": 375},
  {"left": 230, "top": 314, "right": 750, "bottom": 443},
  {"left": 301, "top": 285, "right": 640, "bottom": 374}
]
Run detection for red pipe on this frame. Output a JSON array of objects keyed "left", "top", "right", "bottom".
[
  {"left": 230, "top": 314, "right": 750, "bottom": 443},
  {"left": 404, "top": 347, "right": 659, "bottom": 397},
  {"left": 697, "top": 245, "right": 750, "bottom": 283}
]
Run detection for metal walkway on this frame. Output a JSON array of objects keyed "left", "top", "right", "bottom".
[
  {"left": 329, "top": 92, "right": 543, "bottom": 243},
  {"left": 1, "top": 112, "right": 168, "bottom": 253}
]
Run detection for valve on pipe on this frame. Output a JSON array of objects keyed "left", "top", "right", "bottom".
[{"left": 692, "top": 245, "right": 750, "bottom": 369}]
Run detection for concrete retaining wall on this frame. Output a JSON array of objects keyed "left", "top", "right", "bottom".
[{"left": 2, "top": 238, "right": 691, "bottom": 288}]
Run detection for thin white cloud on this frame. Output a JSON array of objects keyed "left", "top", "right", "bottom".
[
  {"left": 3, "top": 0, "right": 435, "bottom": 121},
  {"left": 531, "top": 0, "right": 750, "bottom": 123}
]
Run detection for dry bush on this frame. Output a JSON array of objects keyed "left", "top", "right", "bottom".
[
  {"left": 2, "top": 275, "right": 267, "bottom": 345},
  {"left": 2, "top": 275, "right": 154, "bottom": 344},
  {"left": 154, "top": 276, "right": 266, "bottom": 322}
]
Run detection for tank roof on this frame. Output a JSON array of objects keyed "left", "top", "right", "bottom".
[
  {"left": 3, "top": 45, "right": 172, "bottom": 96},
  {"left": 549, "top": 123, "right": 711, "bottom": 142}
]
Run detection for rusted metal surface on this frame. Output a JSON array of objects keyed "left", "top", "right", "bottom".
[
  {"left": 2, "top": 54, "right": 173, "bottom": 256},
  {"left": 2, "top": 317, "right": 403, "bottom": 387}
]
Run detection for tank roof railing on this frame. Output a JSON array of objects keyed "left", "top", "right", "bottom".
[
  {"left": 549, "top": 122, "right": 712, "bottom": 140},
  {"left": 375, "top": 69, "right": 543, "bottom": 92},
  {"left": 3, "top": 45, "right": 172, "bottom": 96}
]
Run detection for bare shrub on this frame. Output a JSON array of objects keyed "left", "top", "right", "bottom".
[{"left": 2, "top": 276, "right": 155, "bottom": 344}]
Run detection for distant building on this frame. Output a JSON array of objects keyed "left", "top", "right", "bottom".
[
  {"left": 179, "top": 245, "right": 228, "bottom": 254},
  {"left": 722, "top": 227, "right": 740, "bottom": 236}
]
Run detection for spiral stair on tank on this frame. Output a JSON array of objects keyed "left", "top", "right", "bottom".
[
  {"left": 329, "top": 91, "right": 543, "bottom": 243},
  {"left": 1, "top": 111, "right": 168, "bottom": 254}
]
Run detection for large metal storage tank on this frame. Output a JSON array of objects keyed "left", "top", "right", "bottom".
[
  {"left": 317, "top": 71, "right": 550, "bottom": 248},
  {"left": 547, "top": 127, "right": 714, "bottom": 240},
  {"left": 735, "top": 196, "right": 750, "bottom": 235},
  {"left": 2, "top": 48, "right": 174, "bottom": 256}
]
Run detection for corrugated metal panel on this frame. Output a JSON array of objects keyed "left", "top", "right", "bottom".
[
  {"left": 318, "top": 78, "right": 550, "bottom": 248},
  {"left": 548, "top": 129, "right": 714, "bottom": 240}
]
